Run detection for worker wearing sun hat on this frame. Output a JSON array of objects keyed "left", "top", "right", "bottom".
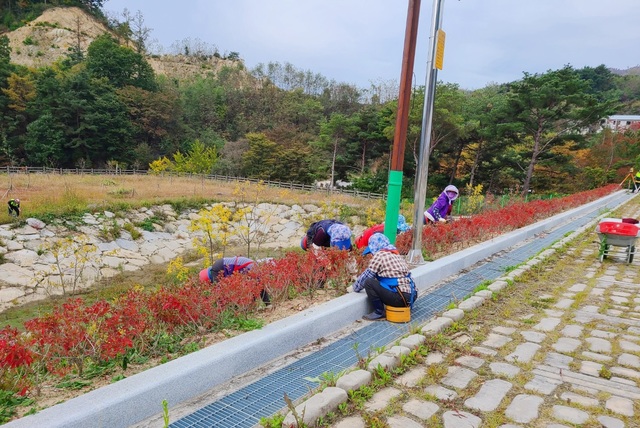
[
  {"left": 424, "top": 184, "right": 458, "bottom": 224},
  {"left": 352, "top": 233, "right": 417, "bottom": 321},
  {"left": 301, "top": 219, "right": 352, "bottom": 251}
]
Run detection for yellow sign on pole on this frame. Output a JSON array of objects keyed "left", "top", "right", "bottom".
[{"left": 435, "top": 29, "right": 446, "bottom": 70}]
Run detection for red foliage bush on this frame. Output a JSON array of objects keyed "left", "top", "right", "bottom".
[
  {"left": 23, "top": 298, "right": 136, "bottom": 376},
  {"left": 0, "top": 326, "right": 34, "bottom": 395},
  {"left": 396, "top": 184, "right": 618, "bottom": 256}
]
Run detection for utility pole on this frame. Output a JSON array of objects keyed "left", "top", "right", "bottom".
[{"left": 407, "top": 0, "right": 446, "bottom": 264}]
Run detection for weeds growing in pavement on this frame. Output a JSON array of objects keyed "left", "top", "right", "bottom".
[
  {"left": 259, "top": 412, "right": 285, "bottom": 428},
  {"left": 162, "top": 399, "right": 170, "bottom": 428},
  {"left": 283, "top": 392, "right": 306, "bottom": 428},
  {"left": 303, "top": 370, "right": 343, "bottom": 389},
  {"left": 473, "top": 280, "right": 491, "bottom": 293},
  {"left": 370, "top": 365, "right": 392, "bottom": 388},
  {"left": 348, "top": 384, "right": 374, "bottom": 409}
]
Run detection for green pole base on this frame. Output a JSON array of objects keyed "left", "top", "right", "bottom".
[{"left": 384, "top": 170, "right": 403, "bottom": 244}]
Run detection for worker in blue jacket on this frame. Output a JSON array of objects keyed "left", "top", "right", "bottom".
[{"left": 301, "top": 219, "right": 352, "bottom": 251}]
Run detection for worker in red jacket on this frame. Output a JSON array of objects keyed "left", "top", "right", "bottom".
[
  {"left": 355, "top": 214, "right": 411, "bottom": 250},
  {"left": 199, "top": 256, "right": 270, "bottom": 304}
]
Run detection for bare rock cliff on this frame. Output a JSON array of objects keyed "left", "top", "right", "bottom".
[
  {"left": 5, "top": 7, "right": 109, "bottom": 69},
  {"left": 3, "top": 6, "right": 241, "bottom": 81}
]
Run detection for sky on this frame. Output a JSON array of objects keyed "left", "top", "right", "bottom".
[{"left": 104, "top": 0, "right": 640, "bottom": 91}]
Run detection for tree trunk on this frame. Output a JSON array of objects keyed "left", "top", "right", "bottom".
[
  {"left": 469, "top": 141, "right": 483, "bottom": 187},
  {"left": 523, "top": 134, "right": 542, "bottom": 196},
  {"left": 330, "top": 138, "right": 338, "bottom": 188},
  {"left": 449, "top": 141, "right": 465, "bottom": 183}
]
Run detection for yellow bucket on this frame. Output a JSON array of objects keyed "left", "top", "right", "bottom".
[{"left": 385, "top": 305, "right": 411, "bottom": 323}]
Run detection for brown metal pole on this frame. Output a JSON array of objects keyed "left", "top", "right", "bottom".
[
  {"left": 384, "top": 0, "right": 421, "bottom": 243},
  {"left": 390, "top": 0, "right": 421, "bottom": 171}
]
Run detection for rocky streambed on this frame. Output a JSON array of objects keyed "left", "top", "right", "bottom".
[{"left": 0, "top": 202, "right": 361, "bottom": 313}]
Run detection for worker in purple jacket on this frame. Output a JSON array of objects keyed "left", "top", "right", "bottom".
[{"left": 424, "top": 185, "right": 458, "bottom": 224}]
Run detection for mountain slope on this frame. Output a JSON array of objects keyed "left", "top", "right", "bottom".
[
  {"left": 5, "top": 7, "right": 109, "bottom": 69},
  {"left": 3, "top": 6, "right": 241, "bottom": 81}
]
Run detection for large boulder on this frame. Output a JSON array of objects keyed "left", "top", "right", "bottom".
[{"left": 26, "top": 218, "right": 47, "bottom": 230}]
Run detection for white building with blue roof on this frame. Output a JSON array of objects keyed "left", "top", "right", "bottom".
[{"left": 602, "top": 114, "right": 640, "bottom": 130}]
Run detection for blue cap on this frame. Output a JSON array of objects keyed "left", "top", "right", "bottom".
[{"left": 331, "top": 238, "right": 352, "bottom": 250}]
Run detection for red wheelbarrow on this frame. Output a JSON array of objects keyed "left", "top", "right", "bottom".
[{"left": 596, "top": 219, "right": 640, "bottom": 263}]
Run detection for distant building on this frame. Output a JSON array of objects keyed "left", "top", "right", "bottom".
[{"left": 601, "top": 115, "right": 640, "bottom": 131}]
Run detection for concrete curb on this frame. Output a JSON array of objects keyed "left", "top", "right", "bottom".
[{"left": 6, "top": 191, "right": 628, "bottom": 428}]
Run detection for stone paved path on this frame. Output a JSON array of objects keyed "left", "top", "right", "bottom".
[{"left": 284, "top": 208, "right": 640, "bottom": 427}]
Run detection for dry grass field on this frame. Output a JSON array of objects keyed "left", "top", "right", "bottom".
[{"left": 0, "top": 172, "right": 381, "bottom": 224}]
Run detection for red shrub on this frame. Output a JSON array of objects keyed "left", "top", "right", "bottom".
[{"left": 24, "top": 298, "right": 135, "bottom": 376}]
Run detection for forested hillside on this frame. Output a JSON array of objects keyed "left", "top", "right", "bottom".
[{"left": 2, "top": 1, "right": 640, "bottom": 197}]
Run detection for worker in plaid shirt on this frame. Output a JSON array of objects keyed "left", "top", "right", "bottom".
[{"left": 352, "top": 233, "right": 416, "bottom": 321}]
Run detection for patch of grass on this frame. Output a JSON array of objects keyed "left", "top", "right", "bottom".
[
  {"left": 136, "top": 218, "right": 157, "bottom": 232},
  {"left": 570, "top": 290, "right": 590, "bottom": 309},
  {"left": 473, "top": 280, "right": 492, "bottom": 293},
  {"left": 34, "top": 21, "right": 59, "bottom": 28},
  {"left": 421, "top": 363, "right": 447, "bottom": 385},
  {"left": 0, "top": 391, "right": 35, "bottom": 424},
  {"left": 0, "top": 173, "right": 377, "bottom": 228},
  {"left": 99, "top": 220, "right": 122, "bottom": 241},
  {"left": 123, "top": 222, "right": 142, "bottom": 240},
  {"left": 216, "top": 311, "right": 264, "bottom": 331},
  {"left": 599, "top": 366, "right": 612, "bottom": 379},
  {"left": 348, "top": 384, "right": 374, "bottom": 409},
  {"left": 55, "top": 379, "right": 91, "bottom": 390},
  {"left": 107, "top": 187, "right": 135, "bottom": 197},
  {"left": 259, "top": 413, "right": 285, "bottom": 428}
]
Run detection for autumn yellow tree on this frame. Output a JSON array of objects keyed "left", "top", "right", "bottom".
[
  {"left": 189, "top": 204, "right": 237, "bottom": 266},
  {"left": 36, "top": 234, "right": 99, "bottom": 296}
]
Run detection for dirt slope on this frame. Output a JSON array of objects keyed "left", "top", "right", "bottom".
[
  {"left": 5, "top": 7, "right": 110, "bottom": 69},
  {"left": 3, "top": 7, "right": 240, "bottom": 81}
]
